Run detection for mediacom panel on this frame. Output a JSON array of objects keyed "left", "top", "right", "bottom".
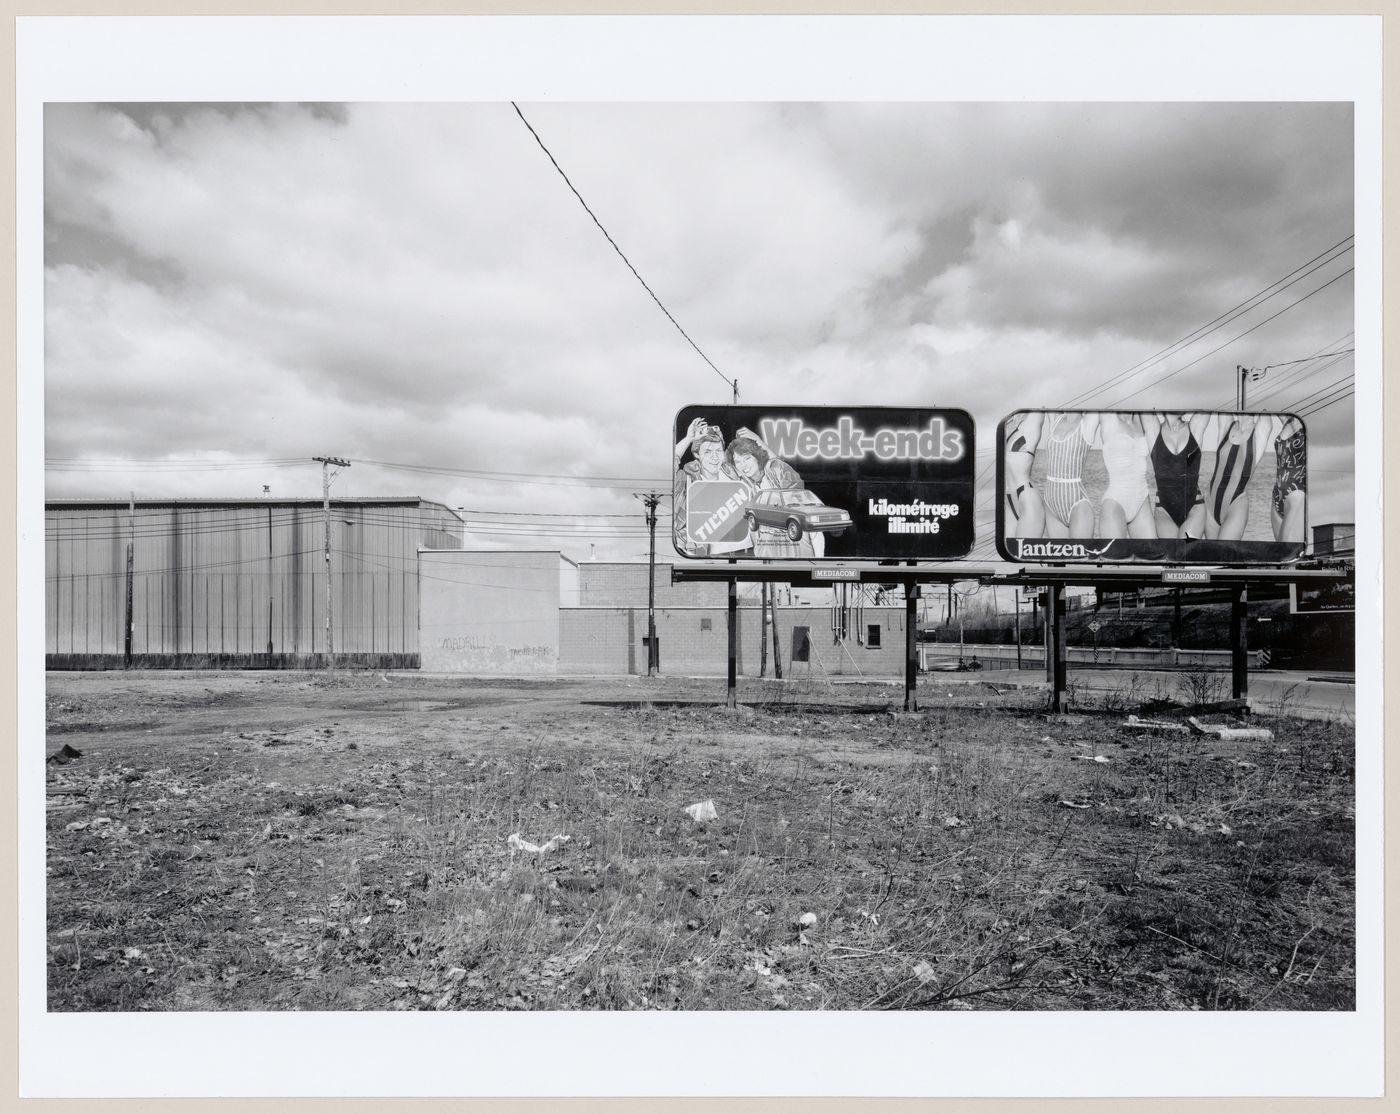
[
  {"left": 996, "top": 410, "right": 1307, "bottom": 565},
  {"left": 673, "top": 406, "right": 976, "bottom": 561}
]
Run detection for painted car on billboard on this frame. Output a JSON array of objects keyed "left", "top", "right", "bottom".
[
  {"left": 673, "top": 406, "right": 976, "bottom": 561},
  {"left": 995, "top": 409, "right": 1308, "bottom": 565},
  {"left": 745, "top": 488, "right": 852, "bottom": 541}
]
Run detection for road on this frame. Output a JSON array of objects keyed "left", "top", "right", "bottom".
[{"left": 950, "top": 665, "right": 1356, "bottom": 721}]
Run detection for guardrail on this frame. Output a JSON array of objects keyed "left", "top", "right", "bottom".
[{"left": 920, "top": 645, "right": 1262, "bottom": 670}]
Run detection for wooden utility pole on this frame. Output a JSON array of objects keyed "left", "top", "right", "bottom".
[
  {"left": 769, "top": 586, "right": 783, "bottom": 680},
  {"left": 124, "top": 493, "right": 134, "bottom": 668},
  {"left": 635, "top": 492, "right": 663, "bottom": 675},
  {"left": 313, "top": 457, "right": 350, "bottom": 668},
  {"left": 759, "top": 581, "right": 769, "bottom": 677}
]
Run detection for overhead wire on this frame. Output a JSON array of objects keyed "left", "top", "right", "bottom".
[
  {"left": 1090, "top": 267, "right": 1355, "bottom": 409},
  {"left": 510, "top": 102, "right": 738, "bottom": 402},
  {"left": 1059, "top": 236, "right": 1354, "bottom": 408}
]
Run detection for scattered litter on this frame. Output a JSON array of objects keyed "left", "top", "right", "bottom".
[
  {"left": 1073, "top": 755, "right": 1112, "bottom": 764},
  {"left": 47, "top": 744, "right": 83, "bottom": 765},
  {"left": 1187, "top": 717, "right": 1274, "bottom": 741},
  {"left": 1123, "top": 716, "right": 1190, "bottom": 734},
  {"left": 1219, "top": 824, "right": 1234, "bottom": 836},
  {"left": 507, "top": 832, "right": 572, "bottom": 854},
  {"left": 942, "top": 816, "right": 966, "bottom": 828},
  {"left": 684, "top": 799, "right": 718, "bottom": 823},
  {"left": 797, "top": 912, "right": 818, "bottom": 928},
  {"left": 63, "top": 820, "right": 88, "bottom": 832},
  {"left": 1059, "top": 800, "right": 1091, "bottom": 810},
  {"left": 913, "top": 960, "right": 937, "bottom": 985}
]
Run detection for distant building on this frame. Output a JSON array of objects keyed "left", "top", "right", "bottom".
[
  {"left": 1311, "top": 522, "right": 1355, "bottom": 557},
  {"left": 45, "top": 497, "right": 462, "bottom": 668},
  {"left": 417, "top": 555, "right": 906, "bottom": 678},
  {"left": 45, "top": 497, "right": 905, "bottom": 676}
]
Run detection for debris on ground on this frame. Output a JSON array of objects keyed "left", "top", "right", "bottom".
[
  {"left": 1123, "top": 715, "right": 1191, "bottom": 734},
  {"left": 47, "top": 743, "right": 83, "bottom": 765},
  {"left": 685, "top": 799, "right": 718, "bottom": 823},
  {"left": 1187, "top": 717, "right": 1274, "bottom": 741},
  {"left": 507, "top": 832, "right": 571, "bottom": 854}
]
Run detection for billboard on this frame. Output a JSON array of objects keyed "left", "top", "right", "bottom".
[
  {"left": 673, "top": 406, "right": 976, "bottom": 561},
  {"left": 1291, "top": 576, "right": 1354, "bottom": 614},
  {"left": 995, "top": 410, "right": 1307, "bottom": 565}
]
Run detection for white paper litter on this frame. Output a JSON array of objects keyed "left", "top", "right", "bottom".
[
  {"left": 685, "top": 799, "right": 718, "bottom": 823},
  {"left": 507, "top": 832, "right": 571, "bottom": 854}
]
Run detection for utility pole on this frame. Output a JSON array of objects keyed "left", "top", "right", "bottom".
[
  {"left": 1237, "top": 364, "right": 1260, "bottom": 410},
  {"left": 124, "top": 493, "right": 134, "bottom": 668},
  {"left": 313, "top": 457, "right": 350, "bottom": 668},
  {"left": 760, "top": 581, "right": 769, "bottom": 677},
  {"left": 635, "top": 492, "right": 663, "bottom": 675}
]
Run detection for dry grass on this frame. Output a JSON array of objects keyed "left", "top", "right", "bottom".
[{"left": 45, "top": 671, "right": 1355, "bottom": 1012}]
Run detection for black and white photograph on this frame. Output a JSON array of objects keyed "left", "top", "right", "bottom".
[{"left": 18, "top": 14, "right": 1383, "bottom": 1102}]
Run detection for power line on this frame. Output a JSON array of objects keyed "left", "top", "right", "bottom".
[
  {"left": 510, "top": 102, "right": 738, "bottom": 403},
  {"left": 1099, "top": 267, "right": 1354, "bottom": 408},
  {"left": 1299, "top": 390, "right": 1354, "bottom": 419},
  {"left": 1060, "top": 237, "right": 1354, "bottom": 408}
]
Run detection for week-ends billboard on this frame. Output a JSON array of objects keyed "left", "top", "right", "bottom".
[
  {"left": 673, "top": 406, "right": 976, "bottom": 561},
  {"left": 996, "top": 410, "right": 1308, "bottom": 565}
]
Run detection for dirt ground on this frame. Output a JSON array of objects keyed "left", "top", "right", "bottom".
[{"left": 44, "top": 669, "right": 1355, "bottom": 1012}]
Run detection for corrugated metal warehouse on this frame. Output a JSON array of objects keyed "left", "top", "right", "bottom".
[{"left": 46, "top": 498, "right": 463, "bottom": 668}]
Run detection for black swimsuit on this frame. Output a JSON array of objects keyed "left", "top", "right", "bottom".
[{"left": 1151, "top": 429, "right": 1202, "bottom": 528}]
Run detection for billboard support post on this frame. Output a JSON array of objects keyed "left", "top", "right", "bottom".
[
  {"left": 904, "top": 580, "right": 919, "bottom": 712},
  {"left": 1231, "top": 586, "right": 1249, "bottom": 703},
  {"left": 726, "top": 578, "right": 738, "bottom": 708},
  {"left": 1044, "top": 592, "right": 1053, "bottom": 684},
  {"left": 1014, "top": 591, "right": 1022, "bottom": 670},
  {"left": 1051, "top": 586, "right": 1068, "bottom": 712}
]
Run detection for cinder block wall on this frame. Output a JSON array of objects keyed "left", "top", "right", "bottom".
[
  {"left": 559, "top": 600, "right": 910, "bottom": 677},
  {"left": 576, "top": 562, "right": 729, "bottom": 609}
]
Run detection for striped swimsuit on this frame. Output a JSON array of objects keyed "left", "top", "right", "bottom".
[
  {"left": 1042, "top": 418, "right": 1089, "bottom": 526},
  {"left": 1209, "top": 423, "right": 1256, "bottom": 525}
]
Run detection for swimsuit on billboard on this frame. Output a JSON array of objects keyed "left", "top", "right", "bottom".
[
  {"left": 1208, "top": 422, "right": 1255, "bottom": 525},
  {"left": 1042, "top": 418, "right": 1090, "bottom": 527},
  {"left": 1150, "top": 428, "right": 1203, "bottom": 528},
  {"left": 1004, "top": 424, "right": 1033, "bottom": 521},
  {"left": 1100, "top": 420, "right": 1151, "bottom": 513},
  {"left": 1272, "top": 424, "right": 1307, "bottom": 516}
]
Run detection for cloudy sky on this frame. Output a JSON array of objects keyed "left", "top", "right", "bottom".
[{"left": 42, "top": 100, "right": 1355, "bottom": 561}]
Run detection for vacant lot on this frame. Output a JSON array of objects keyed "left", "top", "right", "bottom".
[{"left": 45, "top": 669, "right": 1354, "bottom": 1011}]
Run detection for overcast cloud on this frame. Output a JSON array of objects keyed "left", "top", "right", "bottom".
[{"left": 43, "top": 101, "right": 1355, "bottom": 559}]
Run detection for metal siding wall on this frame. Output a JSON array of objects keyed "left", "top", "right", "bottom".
[{"left": 46, "top": 500, "right": 457, "bottom": 662}]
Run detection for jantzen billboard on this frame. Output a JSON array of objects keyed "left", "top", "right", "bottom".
[
  {"left": 996, "top": 409, "right": 1308, "bottom": 565},
  {"left": 673, "top": 406, "right": 976, "bottom": 561}
]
